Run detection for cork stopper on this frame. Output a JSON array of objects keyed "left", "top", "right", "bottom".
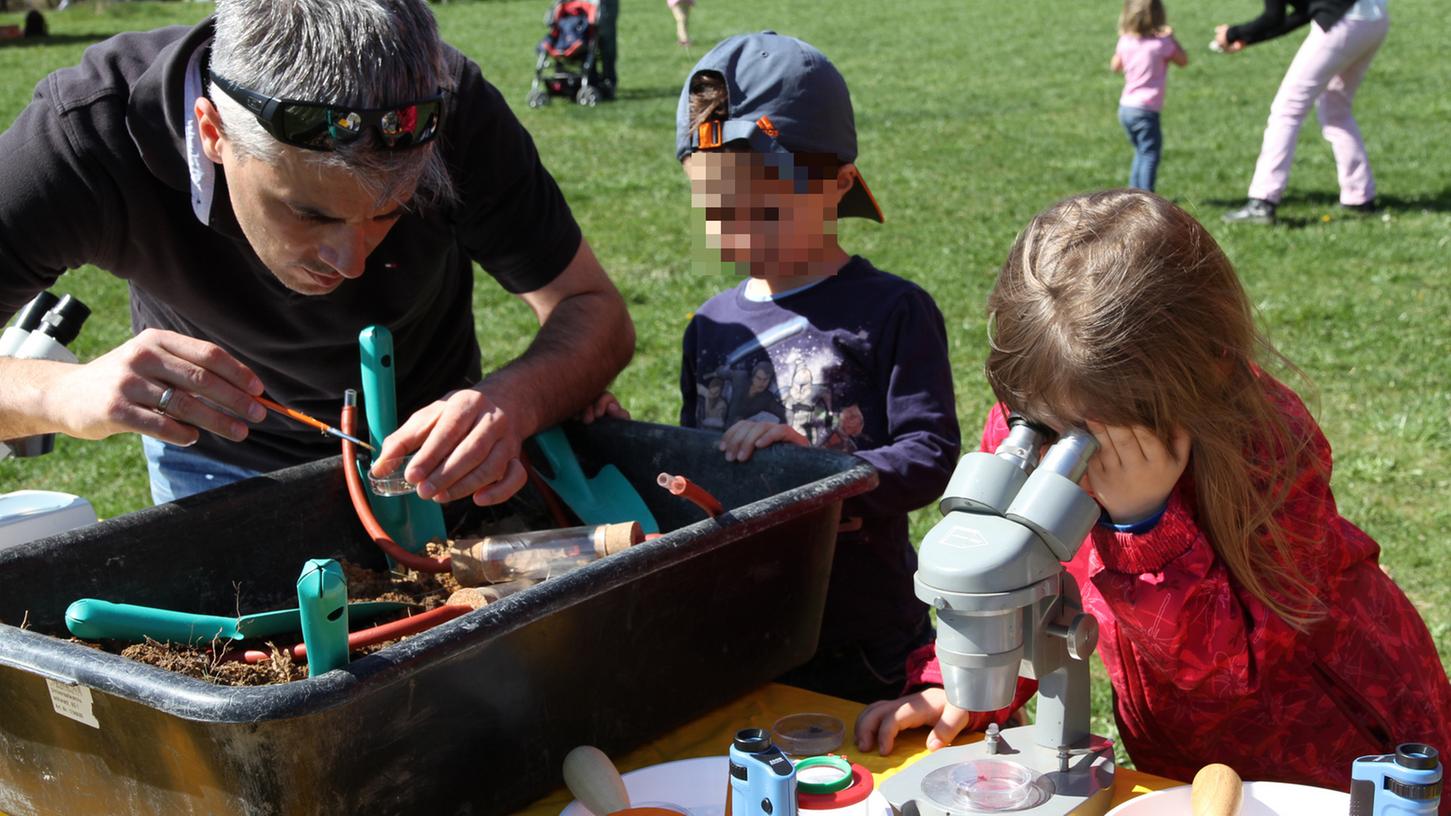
[
  {"left": 447, "top": 587, "right": 497, "bottom": 609},
  {"left": 447, "top": 579, "right": 539, "bottom": 608},
  {"left": 448, "top": 539, "right": 493, "bottom": 588},
  {"left": 594, "top": 521, "right": 644, "bottom": 556}
]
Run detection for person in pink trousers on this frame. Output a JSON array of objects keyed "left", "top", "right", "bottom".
[{"left": 1219, "top": 0, "right": 1389, "bottom": 225}]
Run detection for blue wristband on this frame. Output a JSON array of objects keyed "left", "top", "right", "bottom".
[{"left": 1097, "top": 502, "right": 1168, "bottom": 534}]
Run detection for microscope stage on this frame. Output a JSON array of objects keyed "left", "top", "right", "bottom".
[{"left": 879, "top": 726, "right": 1115, "bottom": 815}]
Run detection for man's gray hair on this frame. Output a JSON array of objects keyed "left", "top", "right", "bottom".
[{"left": 210, "top": 0, "right": 455, "bottom": 207}]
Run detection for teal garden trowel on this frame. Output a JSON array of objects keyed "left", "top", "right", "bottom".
[
  {"left": 64, "top": 598, "right": 411, "bottom": 645},
  {"left": 358, "top": 325, "right": 446, "bottom": 554},
  {"left": 528, "top": 426, "right": 658, "bottom": 534}
]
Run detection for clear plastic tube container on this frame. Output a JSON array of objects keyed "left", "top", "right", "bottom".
[
  {"left": 449, "top": 522, "right": 643, "bottom": 586},
  {"left": 446, "top": 580, "right": 536, "bottom": 608}
]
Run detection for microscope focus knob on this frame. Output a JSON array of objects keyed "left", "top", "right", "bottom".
[{"left": 1062, "top": 613, "right": 1099, "bottom": 660}]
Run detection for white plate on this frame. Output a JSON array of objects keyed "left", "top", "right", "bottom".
[
  {"left": 560, "top": 755, "right": 892, "bottom": 816},
  {"left": 1106, "top": 781, "right": 1350, "bottom": 815}
]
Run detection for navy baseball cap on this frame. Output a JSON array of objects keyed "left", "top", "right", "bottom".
[{"left": 675, "top": 31, "right": 883, "bottom": 222}]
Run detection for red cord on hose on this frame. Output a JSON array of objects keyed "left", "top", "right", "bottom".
[
  {"left": 231, "top": 604, "right": 471, "bottom": 665},
  {"left": 340, "top": 401, "right": 451, "bottom": 574},
  {"left": 656, "top": 472, "right": 724, "bottom": 518}
]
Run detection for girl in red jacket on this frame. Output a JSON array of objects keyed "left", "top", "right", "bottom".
[{"left": 857, "top": 189, "right": 1451, "bottom": 799}]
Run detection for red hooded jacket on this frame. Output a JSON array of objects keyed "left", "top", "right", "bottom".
[{"left": 907, "top": 386, "right": 1451, "bottom": 806}]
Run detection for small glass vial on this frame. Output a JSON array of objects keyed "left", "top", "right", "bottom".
[{"left": 449, "top": 522, "right": 643, "bottom": 586}]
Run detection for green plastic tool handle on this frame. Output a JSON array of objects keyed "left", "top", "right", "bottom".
[
  {"left": 357, "top": 325, "right": 398, "bottom": 451},
  {"left": 297, "top": 558, "right": 350, "bottom": 676},
  {"left": 64, "top": 600, "right": 415, "bottom": 644},
  {"left": 65, "top": 599, "right": 242, "bottom": 644}
]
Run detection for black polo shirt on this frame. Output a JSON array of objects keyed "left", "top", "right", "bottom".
[{"left": 0, "top": 20, "right": 581, "bottom": 473}]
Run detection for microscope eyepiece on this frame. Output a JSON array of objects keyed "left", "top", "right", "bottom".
[
  {"left": 1037, "top": 428, "right": 1099, "bottom": 483},
  {"left": 1005, "top": 412, "right": 1054, "bottom": 436},
  {"left": 733, "top": 727, "right": 773, "bottom": 754},
  {"left": 996, "top": 413, "right": 1053, "bottom": 473}
]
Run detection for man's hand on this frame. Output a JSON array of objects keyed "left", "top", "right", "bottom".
[
  {"left": 368, "top": 238, "right": 632, "bottom": 508},
  {"left": 718, "top": 419, "right": 808, "bottom": 462},
  {"left": 854, "top": 687, "right": 977, "bottom": 755},
  {"left": 372, "top": 385, "right": 527, "bottom": 506},
  {"left": 2, "top": 328, "right": 265, "bottom": 445},
  {"left": 1083, "top": 421, "right": 1191, "bottom": 523}
]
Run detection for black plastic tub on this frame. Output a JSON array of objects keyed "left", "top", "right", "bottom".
[{"left": 0, "top": 420, "right": 876, "bottom": 815}]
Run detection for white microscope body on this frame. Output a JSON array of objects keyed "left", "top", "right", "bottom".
[{"left": 881, "top": 416, "right": 1115, "bottom": 815}]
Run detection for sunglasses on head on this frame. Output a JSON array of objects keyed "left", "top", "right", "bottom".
[{"left": 208, "top": 71, "right": 444, "bottom": 151}]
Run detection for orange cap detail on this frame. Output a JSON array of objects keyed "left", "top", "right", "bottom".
[{"left": 697, "top": 120, "right": 723, "bottom": 150}]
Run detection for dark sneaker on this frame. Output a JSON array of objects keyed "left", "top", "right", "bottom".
[
  {"left": 1340, "top": 199, "right": 1378, "bottom": 215},
  {"left": 1223, "top": 198, "right": 1277, "bottom": 225}
]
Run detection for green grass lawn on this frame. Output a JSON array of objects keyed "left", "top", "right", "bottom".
[{"left": 2, "top": 0, "right": 1447, "bottom": 763}]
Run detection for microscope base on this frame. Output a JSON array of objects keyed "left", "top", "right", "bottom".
[{"left": 879, "top": 726, "right": 1115, "bottom": 815}]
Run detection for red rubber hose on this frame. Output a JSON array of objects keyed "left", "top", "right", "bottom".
[
  {"left": 340, "top": 401, "right": 451, "bottom": 574},
  {"left": 656, "top": 472, "right": 723, "bottom": 518},
  {"left": 232, "top": 603, "right": 472, "bottom": 665}
]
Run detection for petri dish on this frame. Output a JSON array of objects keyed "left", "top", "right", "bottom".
[
  {"left": 921, "top": 758, "right": 1050, "bottom": 811},
  {"left": 771, "top": 712, "right": 845, "bottom": 757},
  {"left": 367, "top": 453, "right": 417, "bottom": 497}
]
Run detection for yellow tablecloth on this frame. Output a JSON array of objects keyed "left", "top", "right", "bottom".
[{"left": 520, "top": 683, "right": 1180, "bottom": 813}]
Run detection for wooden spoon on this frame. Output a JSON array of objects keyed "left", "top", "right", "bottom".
[
  {"left": 562, "top": 745, "right": 631, "bottom": 815},
  {"left": 1191, "top": 763, "right": 1243, "bottom": 816}
]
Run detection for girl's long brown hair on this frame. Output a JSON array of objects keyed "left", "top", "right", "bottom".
[
  {"left": 1120, "top": 0, "right": 1166, "bottom": 37},
  {"left": 986, "top": 190, "right": 1324, "bottom": 628}
]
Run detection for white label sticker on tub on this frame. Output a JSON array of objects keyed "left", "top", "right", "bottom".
[{"left": 46, "top": 679, "right": 100, "bottom": 728}]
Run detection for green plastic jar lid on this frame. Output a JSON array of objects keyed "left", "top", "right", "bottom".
[{"left": 794, "top": 755, "right": 853, "bottom": 794}]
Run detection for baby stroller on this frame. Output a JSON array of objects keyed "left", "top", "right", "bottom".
[{"left": 527, "top": 0, "right": 604, "bottom": 108}]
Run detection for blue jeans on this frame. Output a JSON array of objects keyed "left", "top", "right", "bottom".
[
  {"left": 142, "top": 436, "right": 261, "bottom": 505},
  {"left": 1119, "top": 106, "right": 1162, "bottom": 191}
]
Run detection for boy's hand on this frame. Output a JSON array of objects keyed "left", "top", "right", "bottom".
[
  {"left": 855, "top": 687, "right": 977, "bottom": 755},
  {"left": 1084, "top": 421, "right": 1191, "bottom": 523},
  {"left": 718, "top": 419, "right": 808, "bottom": 462},
  {"left": 579, "top": 391, "right": 629, "bottom": 424}
]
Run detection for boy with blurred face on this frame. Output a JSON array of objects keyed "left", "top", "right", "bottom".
[{"left": 674, "top": 32, "right": 961, "bottom": 701}]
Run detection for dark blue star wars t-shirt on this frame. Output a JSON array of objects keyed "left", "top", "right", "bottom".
[{"left": 680, "top": 256, "right": 961, "bottom": 662}]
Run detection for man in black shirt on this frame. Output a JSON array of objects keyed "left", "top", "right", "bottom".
[{"left": 0, "top": 0, "right": 634, "bottom": 505}]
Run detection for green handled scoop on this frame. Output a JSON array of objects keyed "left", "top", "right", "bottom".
[
  {"left": 64, "top": 598, "right": 412, "bottom": 645},
  {"left": 528, "top": 426, "right": 659, "bottom": 534}
]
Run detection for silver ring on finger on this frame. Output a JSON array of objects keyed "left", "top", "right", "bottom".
[{"left": 155, "top": 386, "right": 176, "bottom": 417}]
